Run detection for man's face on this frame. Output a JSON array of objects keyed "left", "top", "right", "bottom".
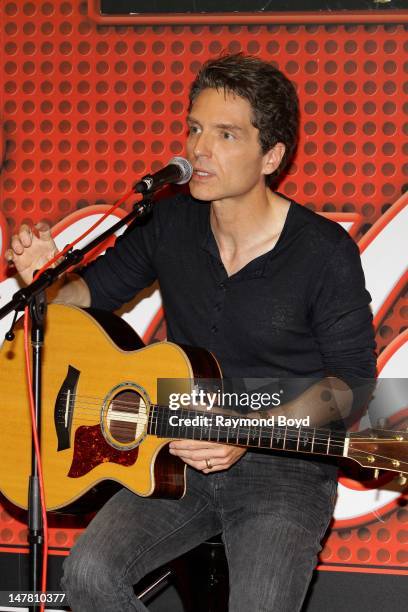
[{"left": 186, "top": 88, "right": 276, "bottom": 204}]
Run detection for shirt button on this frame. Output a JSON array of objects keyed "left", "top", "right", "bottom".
[
  {"left": 211, "top": 325, "right": 218, "bottom": 333},
  {"left": 214, "top": 303, "right": 221, "bottom": 311},
  {"left": 219, "top": 282, "right": 226, "bottom": 290}
]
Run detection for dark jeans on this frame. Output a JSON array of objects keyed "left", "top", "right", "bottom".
[{"left": 61, "top": 452, "right": 337, "bottom": 612}]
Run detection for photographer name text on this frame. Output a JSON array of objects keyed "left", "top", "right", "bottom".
[{"left": 168, "top": 415, "right": 310, "bottom": 429}]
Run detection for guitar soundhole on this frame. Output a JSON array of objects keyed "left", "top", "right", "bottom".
[{"left": 106, "top": 390, "right": 148, "bottom": 445}]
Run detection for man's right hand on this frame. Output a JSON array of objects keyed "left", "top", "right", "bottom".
[
  {"left": 5, "top": 221, "right": 91, "bottom": 307},
  {"left": 5, "top": 222, "right": 58, "bottom": 285}
]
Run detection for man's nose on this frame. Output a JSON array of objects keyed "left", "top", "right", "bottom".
[{"left": 193, "top": 131, "right": 212, "bottom": 158}]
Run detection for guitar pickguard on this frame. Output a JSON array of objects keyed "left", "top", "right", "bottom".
[{"left": 68, "top": 424, "right": 139, "bottom": 478}]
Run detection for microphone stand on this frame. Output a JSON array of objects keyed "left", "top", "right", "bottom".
[{"left": 0, "top": 194, "right": 155, "bottom": 609}]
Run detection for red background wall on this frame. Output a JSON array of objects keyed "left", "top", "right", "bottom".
[{"left": 0, "top": 0, "right": 407, "bottom": 599}]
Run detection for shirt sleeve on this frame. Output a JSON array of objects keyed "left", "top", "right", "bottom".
[
  {"left": 80, "top": 199, "right": 175, "bottom": 311},
  {"left": 310, "top": 233, "right": 377, "bottom": 385}
]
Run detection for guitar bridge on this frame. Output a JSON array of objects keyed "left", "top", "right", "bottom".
[{"left": 54, "top": 365, "right": 80, "bottom": 451}]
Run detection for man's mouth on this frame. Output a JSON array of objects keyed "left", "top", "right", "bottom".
[{"left": 193, "top": 169, "right": 214, "bottom": 179}]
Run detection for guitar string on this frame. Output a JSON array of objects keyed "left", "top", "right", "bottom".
[
  {"left": 57, "top": 415, "right": 408, "bottom": 465},
  {"left": 55, "top": 410, "right": 405, "bottom": 445},
  {"left": 58, "top": 392, "right": 403, "bottom": 434},
  {"left": 61, "top": 434, "right": 408, "bottom": 469},
  {"left": 55, "top": 420, "right": 345, "bottom": 449},
  {"left": 57, "top": 409, "right": 344, "bottom": 432},
  {"left": 55, "top": 424, "right": 407, "bottom": 455},
  {"left": 66, "top": 429, "right": 349, "bottom": 452},
  {"left": 54, "top": 409, "right": 408, "bottom": 463},
  {"left": 56, "top": 402, "right": 405, "bottom": 439},
  {"left": 55, "top": 419, "right": 407, "bottom": 444},
  {"left": 54, "top": 395, "right": 407, "bottom": 451},
  {"left": 57, "top": 392, "right": 408, "bottom": 436},
  {"left": 56, "top": 409, "right": 350, "bottom": 445},
  {"left": 53, "top": 407, "right": 407, "bottom": 464},
  {"left": 58, "top": 391, "right": 356, "bottom": 420},
  {"left": 70, "top": 427, "right": 338, "bottom": 446},
  {"left": 67, "top": 421, "right": 408, "bottom": 466},
  {"left": 62, "top": 419, "right": 408, "bottom": 467}
]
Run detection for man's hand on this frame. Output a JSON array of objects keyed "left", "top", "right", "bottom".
[
  {"left": 5, "top": 222, "right": 58, "bottom": 285},
  {"left": 5, "top": 222, "right": 91, "bottom": 307},
  {"left": 169, "top": 439, "right": 246, "bottom": 474}
]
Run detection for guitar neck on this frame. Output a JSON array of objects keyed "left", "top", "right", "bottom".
[{"left": 149, "top": 406, "right": 347, "bottom": 459}]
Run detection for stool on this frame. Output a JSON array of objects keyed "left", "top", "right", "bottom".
[{"left": 135, "top": 535, "right": 229, "bottom": 612}]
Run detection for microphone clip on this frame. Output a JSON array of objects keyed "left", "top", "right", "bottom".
[{"left": 134, "top": 174, "right": 154, "bottom": 195}]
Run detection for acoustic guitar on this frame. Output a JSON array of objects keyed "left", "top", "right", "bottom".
[{"left": 0, "top": 304, "right": 406, "bottom": 510}]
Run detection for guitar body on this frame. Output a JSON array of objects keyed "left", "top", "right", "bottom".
[
  {"left": 0, "top": 304, "right": 221, "bottom": 510},
  {"left": 1, "top": 305, "right": 407, "bottom": 511}
]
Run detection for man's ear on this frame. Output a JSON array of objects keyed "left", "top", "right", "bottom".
[{"left": 262, "top": 142, "right": 286, "bottom": 177}]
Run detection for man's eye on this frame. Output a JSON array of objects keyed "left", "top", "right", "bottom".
[
  {"left": 188, "top": 126, "right": 200, "bottom": 135},
  {"left": 222, "top": 132, "right": 234, "bottom": 140}
]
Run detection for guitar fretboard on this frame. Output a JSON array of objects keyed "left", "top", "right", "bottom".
[{"left": 148, "top": 406, "right": 346, "bottom": 458}]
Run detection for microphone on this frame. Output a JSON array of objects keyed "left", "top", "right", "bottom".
[{"left": 133, "top": 157, "right": 193, "bottom": 195}]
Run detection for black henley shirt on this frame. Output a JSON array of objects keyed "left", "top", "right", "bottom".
[{"left": 81, "top": 193, "right": 376, "bottom": 475}]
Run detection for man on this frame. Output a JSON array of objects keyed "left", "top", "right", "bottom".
[{"left": 7, "top": 54, "right": 376, "bottom": 611}]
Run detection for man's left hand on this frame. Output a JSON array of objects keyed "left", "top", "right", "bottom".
[{"left": 168, "top": 440, "right": 246, "bottom": 473}]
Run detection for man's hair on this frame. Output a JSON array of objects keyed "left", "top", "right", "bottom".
[{"left": 189, "top": 53, "right": 299, "bottom": 185}]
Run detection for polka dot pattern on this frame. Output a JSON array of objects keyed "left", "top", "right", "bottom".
[
  {"left": 1, "top": 5, "right": 407, "bottom": 233},
  {"left": 319, "top": 501, "right": 408, "bottom": 569},
  {"left": 0, "top": 496, "right": 90, "bottom": 551},
  {"left": 0, "top": 0, "right": 407, "bottom": 573}
]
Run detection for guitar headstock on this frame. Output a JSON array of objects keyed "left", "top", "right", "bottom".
[{"left": 347, "top": 429, "right": 408, "bottom": 484}]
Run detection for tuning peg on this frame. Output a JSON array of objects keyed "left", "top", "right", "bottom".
[{"left": 398, "top": 473, "right": 407, "bottom": 486}]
